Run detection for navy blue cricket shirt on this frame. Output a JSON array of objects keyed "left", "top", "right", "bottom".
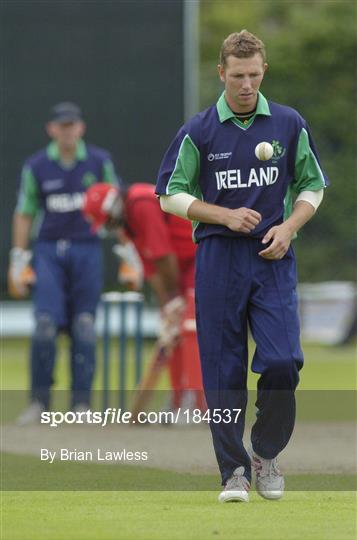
[
  {"left": 16, "top": 140, "right": 118, "bottom": 241},
  {"left": 156, "top": 92, "right": 328, "bottom": 242}
]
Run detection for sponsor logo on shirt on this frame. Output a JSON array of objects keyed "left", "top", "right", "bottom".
[
  {"left": 46, "top": 192, "right": 84, "bottom": 212},
  {"left": 42, "top": 179, "right": 65, "bottom": 191},
  {"left": 207, "top": 152, "right": 232, "bottom": 162},
  {"left": 215, "top": 167, "right": 279, "bottom": 190},
  {"left": 271, "top": 140, "right": 286, "bottom": 163}
]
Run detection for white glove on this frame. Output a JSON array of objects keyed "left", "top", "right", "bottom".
[
  {"left": 112, "top": 242, "right": 144, "bottom": 290},
  {"left": 158, "top": 296, "right": 186, "bottom": 350},
  {"left": 8, "top": 248, "right": 35, "bottom": 298}
]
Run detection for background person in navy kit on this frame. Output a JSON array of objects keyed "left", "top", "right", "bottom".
[
  {"left": 8, "top": 102, "right": 119, "bottom": 423},
  {"left": 156, "top": 31, "right": 327, "bottom": 502}
]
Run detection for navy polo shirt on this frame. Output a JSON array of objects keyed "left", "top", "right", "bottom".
[
  {"left": 16, "top": 140, "right": 119, "bottom": 241},
  {"left": 156, "top": 92, "right": 328, "bottom": 242}
]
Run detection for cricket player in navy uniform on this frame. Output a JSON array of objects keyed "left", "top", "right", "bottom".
[
  {"left": 8, "top": 102, "right": 119, "bottom": 424},
  {"left": 156, "top": 31, "right": 327, "bottom": 502}
]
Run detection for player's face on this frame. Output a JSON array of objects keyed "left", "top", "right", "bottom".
[
  {"left": 218, "top": 53, "right": 267, "bottom": 112},
  {"left": 46, "top": 121, "right": 86, "bottom": 150}
]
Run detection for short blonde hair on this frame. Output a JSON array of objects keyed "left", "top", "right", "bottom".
[{"left": 219, "top": 30, "right": 266, "bottom": 66}]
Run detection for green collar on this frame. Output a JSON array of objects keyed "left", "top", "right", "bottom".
[
  {"left": 47, "top": 139, "right": 87, "bottom": 162},
  {"left": 216, "top": 91, "right": 271, "bottom": 123}
]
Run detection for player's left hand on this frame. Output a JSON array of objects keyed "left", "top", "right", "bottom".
[{"left": 258, "top": 223, "right": 294, "bottom": 260}]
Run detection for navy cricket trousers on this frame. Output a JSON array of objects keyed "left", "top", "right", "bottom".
[
  {"left": 31, "top": 240, "right": 103, "bottom": 407},
  {"left": 195, "top": 236, "right": 303, "bottom": 485}
]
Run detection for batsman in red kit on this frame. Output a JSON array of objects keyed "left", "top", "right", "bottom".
[{"left": 82, "top": 182, "right": 204, "bottom": 414}]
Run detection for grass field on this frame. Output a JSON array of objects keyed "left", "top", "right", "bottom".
[
  {"left": 1, "top": 338, "right": 356, "bottom": 540},
  {"left": 1, "top": 337, "right": 356, "bottom": 391},
  {"left": 3, "top": 490, "right": 355, "bottom": 540}
]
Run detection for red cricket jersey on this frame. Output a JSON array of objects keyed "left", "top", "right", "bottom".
[{"left": 124, "top": 183, "right": 196, "bottom": 279}]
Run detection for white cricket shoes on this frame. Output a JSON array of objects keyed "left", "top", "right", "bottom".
[
  {"left": 248, "top": 445, "right": 284, "bottom": 500},
  {"left": 218, "top": 466, "right": 250, "bottom": 503},
  {"left": 16, "top": 400, "right": 44, "bottom": 426}
]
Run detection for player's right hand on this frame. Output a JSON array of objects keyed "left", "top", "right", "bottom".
[
  {"left": 224, "top": 207, "right": 262, "bottom": 234},
  {"left": 8, "top": 247, "right": 35, "bottom": 298}
]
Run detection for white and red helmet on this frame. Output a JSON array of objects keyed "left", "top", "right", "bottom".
[{"left": 82, "top": 183, "right": 122, "bottom": 231}]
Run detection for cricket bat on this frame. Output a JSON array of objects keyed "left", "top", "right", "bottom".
[{"left": 130, "top": 344, "right": 169, "bottom": 420}]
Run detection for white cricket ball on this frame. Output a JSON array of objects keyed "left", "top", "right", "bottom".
[{"left": 255, "top": 141, "right": 274, "bottom": 161}]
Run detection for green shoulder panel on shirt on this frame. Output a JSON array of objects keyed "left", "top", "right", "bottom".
[
  {"left": 166, "top": 134, "right": 202, "bottom": 199},
  {"left": 16, "top": 166, "right": 40, "bottom": 216},
  {"left": 165, "top": 133, "right": 203, "bottom": 243},
  {"left": 293, "top": 128, "right": 326, "bottom": 193},
  {"left": 284, "top": 128, "right": 326, "bottom": 226},
  {"left": 102, "top": 160, "right": 117, "bottom": 185}
]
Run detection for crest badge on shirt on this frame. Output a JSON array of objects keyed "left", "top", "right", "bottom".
[
  {"left": 271, "top": 140, "right": 286, "bottom": 163},
  {"left": 82, "top": 172, "right": 98, "bottom": 188}
]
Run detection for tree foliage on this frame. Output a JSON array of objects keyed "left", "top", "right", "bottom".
[{"left": 200, "top": 0, "right": 357, "bottom": 280}]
